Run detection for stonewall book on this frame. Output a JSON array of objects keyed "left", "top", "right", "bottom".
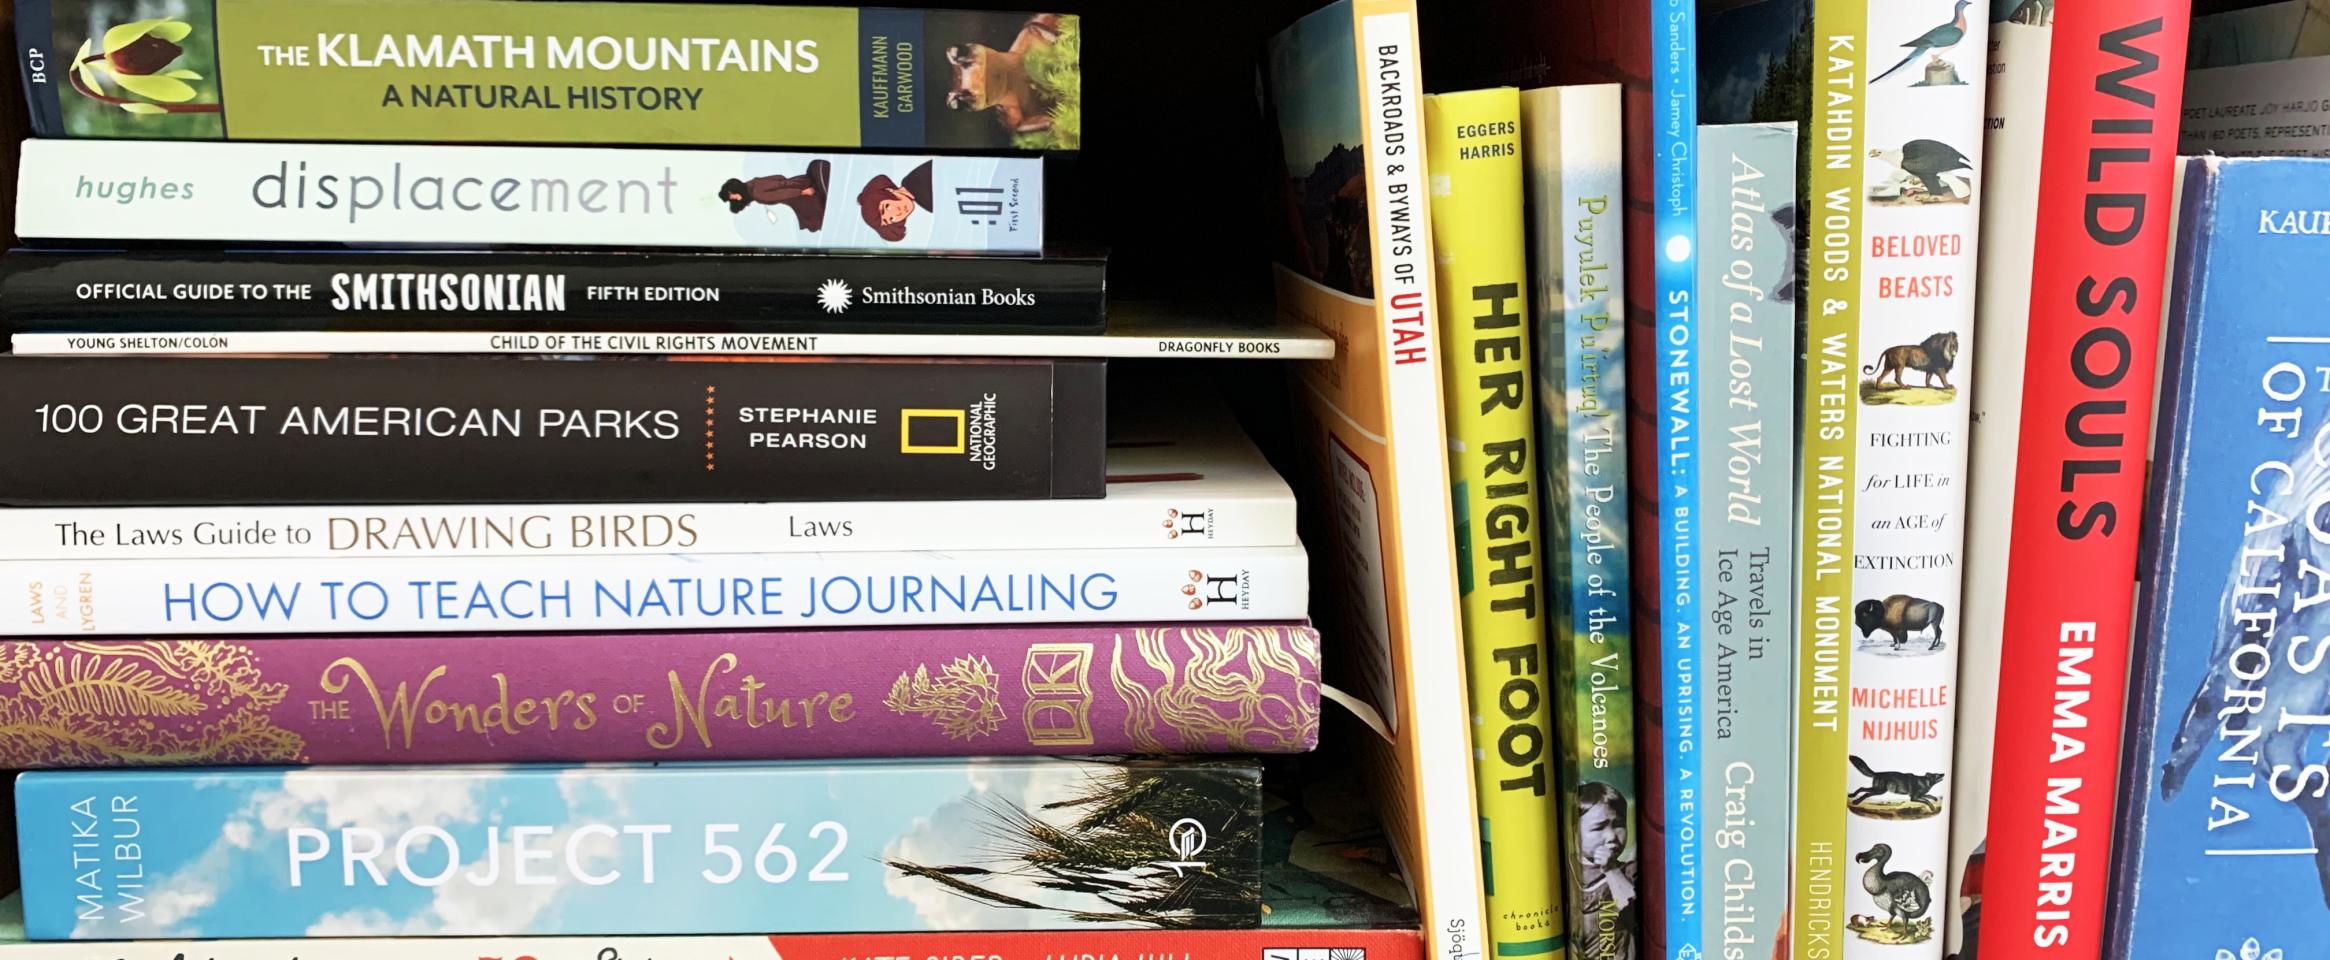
[
  {"left": 14, "top": 0, "right": 1080, "bottom": 150},
  {"left": 2107, "top": 155, "right": 2330, "bottom": 960},
  {"left": 0, "top": 625, "right": 1323, "bottom": 767},
  {"left": 14, "top": 140, "right": 1043, "bottom": 254},
  {"left": 15, "top": 758, "right": 1261, "bottom": 938}
]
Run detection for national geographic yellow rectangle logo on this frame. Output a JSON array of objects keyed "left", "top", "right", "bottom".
[{"left": 899, "top": 408, "right": 967, "bottom": 454}]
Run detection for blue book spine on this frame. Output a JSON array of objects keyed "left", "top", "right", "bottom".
[
  {"left": 1653, "top": 1, "right": 1700, "bottom": 955},
  {"left": 15, "top": 759, "right": 1264, "bottom": 940},
  {"left": 1692, "top": 121, "right": 1797, "bottom": 960},
  {"left": 2110, "top": 155, "right": 2330, "bottom": 959}
]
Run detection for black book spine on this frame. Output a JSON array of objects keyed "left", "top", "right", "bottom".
[
  {"left": 0, "top": 250, "right": 1106, "bottom": 335},
  {"left": 0, "top": 355, "right": 1107, "bottom": 505}
]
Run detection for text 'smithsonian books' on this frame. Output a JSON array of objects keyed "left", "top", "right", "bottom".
[
  {"left": 2108, "top": 155, "right": 2330, "bottom": 960},
  {"left": 15, "top": 758, "right": 1261, "bottom": 939},
  {"left": 14, "top": 0, "right": 1081, "bottom": 151},
  {"left": 0, "top": 248, "right": 1103, "bottom": 335},
  {"left": 15, "top": 140, "right": 1041, "bottom": 253},
  {"left": 0, "top": 624, "right": 1322, "bottom": 767},
  {"left": 0, "top": 355, "right": 1103, "bottom": 505}
]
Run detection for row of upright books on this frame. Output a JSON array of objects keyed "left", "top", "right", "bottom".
[{"left": 0, "top": 2, "right": 1422, "bottom": 960}]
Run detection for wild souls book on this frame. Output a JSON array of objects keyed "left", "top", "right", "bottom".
[
  {"left": 14, "top": 140, "right": 1042, "bottom": 254},
  {"left": 14, "top": 0, "right": 1080, "bottom": 150},
  {"left": 0, "top": 355, "right": 1104, "bottom": 505},
  {"left": 15, "top": 758, "right": 1263, "bottom": 939},
  {"left": 0, "top": 624, "right": 1323, "bottom": 767}
]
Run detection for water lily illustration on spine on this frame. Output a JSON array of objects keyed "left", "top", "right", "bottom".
[{"left": 54, "top": 1, "right": 224, "bottom": 137}]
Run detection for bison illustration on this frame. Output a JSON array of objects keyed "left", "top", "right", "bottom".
[{"left": 1854, "top": 594, "right": 1946, "bottom": 651}]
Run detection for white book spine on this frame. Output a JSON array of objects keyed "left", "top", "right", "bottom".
[
  {"left": 2, "top": 546, "right": 1306, "bottom": 635},
  {"left": 6, "top": 329, "right": 1337, "bottom": 360},
  {"left": 0, "top": 498, "right": 1297, "bottom": 561},
  {"left": 17, "top": 140, "right": 1042, "bottom": 253}
]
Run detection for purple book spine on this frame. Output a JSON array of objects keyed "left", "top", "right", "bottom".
[{"left": 0, "top": 623, "right": 1320, "bottom": 767}]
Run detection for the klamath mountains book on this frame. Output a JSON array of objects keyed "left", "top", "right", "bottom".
[
  {"left": 1425, "top": 84, "right": 1564, "bottom": 960},
  {"left": 1693, "top": 119, "right": 1798, "bottom": 960},
  {"left": 0, "top": 247, "right": 1105, "bottom": 335},
  {"left": 2106, "top": 155, "right": 2330, "bottom": 960},
  {"left": 15, "top": 140, "right": 1041, "bottom": 254},
  {"left": 14, "top": 758, "right": 1261, "bottom": 938},
  {"left": 0, "top": 421, "right": 1295, "bottom": 560},
  {"left": 0, "top": 543, "right": 1307, "bottom": 634},
  {"left": 0, "top": 355, "right": 1102, "bottom": 505},
  {"left": 1947, "top": 5, "right": 2188, "bottom": 960},
  {"left": 1261, "top": 3, "right": 1490, "bottom": 957},
  {"left": 13, "top": 0, "right": 1080, "bottom": 150},
  {"left": 0, "top": 624, "right": 1322, "bottom": 766},
  {"left": 1518, "top": 81, "right": 1640, "bottom": 960}
]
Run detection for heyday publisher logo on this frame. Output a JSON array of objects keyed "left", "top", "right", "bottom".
[{"left": 1181, "top": 568, "right": 1250, "bottom": 610}]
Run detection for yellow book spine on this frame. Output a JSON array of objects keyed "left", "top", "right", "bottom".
[{"left": 1424, "top": 87, "right": 1563, "bottom": 960}]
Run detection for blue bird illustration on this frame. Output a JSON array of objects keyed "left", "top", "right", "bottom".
[{"left": 1874, "top": 0, "right": 1974, "bottom": 83}]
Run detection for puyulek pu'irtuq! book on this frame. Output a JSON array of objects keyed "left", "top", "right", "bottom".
[{"left": 14, "top": 0, "right": 1081, "bottom": 150}]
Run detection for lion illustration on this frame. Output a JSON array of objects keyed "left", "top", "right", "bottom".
[
  {"left": 945, "top": 14, "right": 1064, "bottom": 135},
  {"left": 1864, "top": 331, "right": 1959, "bottom": 389}
]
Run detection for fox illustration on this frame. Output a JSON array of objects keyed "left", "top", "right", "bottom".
[{"left": 1848, "top": 755, "right": 1945, "bottom": 806}]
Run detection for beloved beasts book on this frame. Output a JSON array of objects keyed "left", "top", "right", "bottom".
[
  {"left": 0, "top": 247, "right": 1106, "bottom": 335},
  {"left": 14, "top": 0, "right": 1080, "bottom": 150},
  {"left": 1693, "top": 119, "right": 1798, "bottom": 960},
  {"left": 14, "top": 758, "right": 1262, "bottom": 938},
  {"left": 1948, "top": 5, "right": 2189, "bottom": 959},
  {"left": 0, "top": 355, "right": 1103, "bottom": 505},
  {"left": 15, "top": 140, "right": 1042, "bottom": 254},
  {"left": 1263, "top": 3, "right": 1490, "bottom": 957},
  {"left": 1519, "top": 81, "right": 1639, "bottom": 960},
  {"left": 2108, "top": 155, "right": 2330, "bottom": 960},
  {"left": 1425, "top": 85, "right": 1563, "bottom": 960},
  {"left": 0, "top": 624, "right": 1322, "bottom": 767}
]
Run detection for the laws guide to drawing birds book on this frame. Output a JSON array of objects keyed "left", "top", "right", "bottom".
[
  {"left": 2106, "top": 155, "right": 2330, "bottom": 960},
  {"left": 1696, "top": 0, "right": 1990, "bottom": 954},
  {"left": 14, "top": 758, "right": 1263, "bottom": 939},
  {"left": 14, "top": 0, "right": 1080, "bottom": 150},
  {"left": 1946, "top": 5, "right": 2188, "bottom": 959},
  {"left": 1425, "top": 85, "right": 1563, "bottom": 960},
  {"left": 1694, "top": 119, "right": 1798, "bottom": 960},
  {"left": 1519, "top": 81, "right": 1639, "bottom": 960},
  {"left": 1261, "top": 3, "right": 1489, "bottom": 958},
  {"left": 14, "top": 140, "right": 1042, "bottom": 254}
]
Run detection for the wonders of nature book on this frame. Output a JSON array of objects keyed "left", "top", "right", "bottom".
[
  {"left": 1694, "top": 0, "right": 1990, "bottom": 954},
  {"left": 1694, "top": 119, "right": 1798, "bottom": 960},
  {"left": 1263, "top": 3, "right": 1490, "bottom": 958},
  {"left": 14, "top": 0, "right": 1080, "bottom": 150},
  {"left": 2108, "top": 154, "right": 2330, "bottom": 960},
  {"left": 15, "top": 140, "right": 1042, "bottom": 254},
  {"left": 16, "top": 758, "right": 1264, "bottom": 939},
  {"left": 1520, "top": 81, "right": 1639, "bottom": 960},
  {"left": 1425, "top": 84, "right": 1563, "bottom": 960},
  {"left": 1947, "top": 5, "right": 2189, "bottom": 960}
]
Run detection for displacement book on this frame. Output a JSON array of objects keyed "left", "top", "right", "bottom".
[
  {"left": 0, "top": 623, "right": 1322, "bottom": 766},
  {"left": 0, "top": 248, "right": 1106, "bottom": 335},
  {"left": 1426, "top": 85, "right": 1563, "bottom": 960},
  {"left": 2107, "top": 155, "right": 2330, "bottom": 960},
  {"left": 1692, "top": 119, "right": 1797, "bottom": 960},
  {"left": 1519, "top": 81, "right": 1640, "bottom": 960},
  {"left": 1947, "top": 5, "right": 2188, "bottom": 960},
  {"left": 1262, "top": 3, "right": 1491, "bottom": 958},
  {"left": 14, "top": 0, "right": 1080, "bottom": 151},
  {"left": 0, "top": 355, "right": 1104, "bottom": 505},
  {"left": 15, "top": 140, "right": 1042, "bottom": 254},
  {"left": 0, "top": 424, "right": 1296, "bottom": 560},
  {"left": 0, "top": 544, "right": 1308, "bottom": 634},
  {"left": 15, "top": 758, "right": 1262, "bottom": 938}
]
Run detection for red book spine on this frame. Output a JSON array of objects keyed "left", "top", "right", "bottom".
[{"left": 1979, "top": 7, "right": 2190, "bottom": 959}]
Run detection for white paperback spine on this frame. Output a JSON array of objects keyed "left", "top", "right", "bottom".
[
  {"left": 6, "top": 329, "right": 1338, "bottom": 360},
  {"left": 2, "top": 546, "right": 1306, "bottom": 635},
  {"left": 0, "top": 498, "right": 1297, "bottom": 561}
]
